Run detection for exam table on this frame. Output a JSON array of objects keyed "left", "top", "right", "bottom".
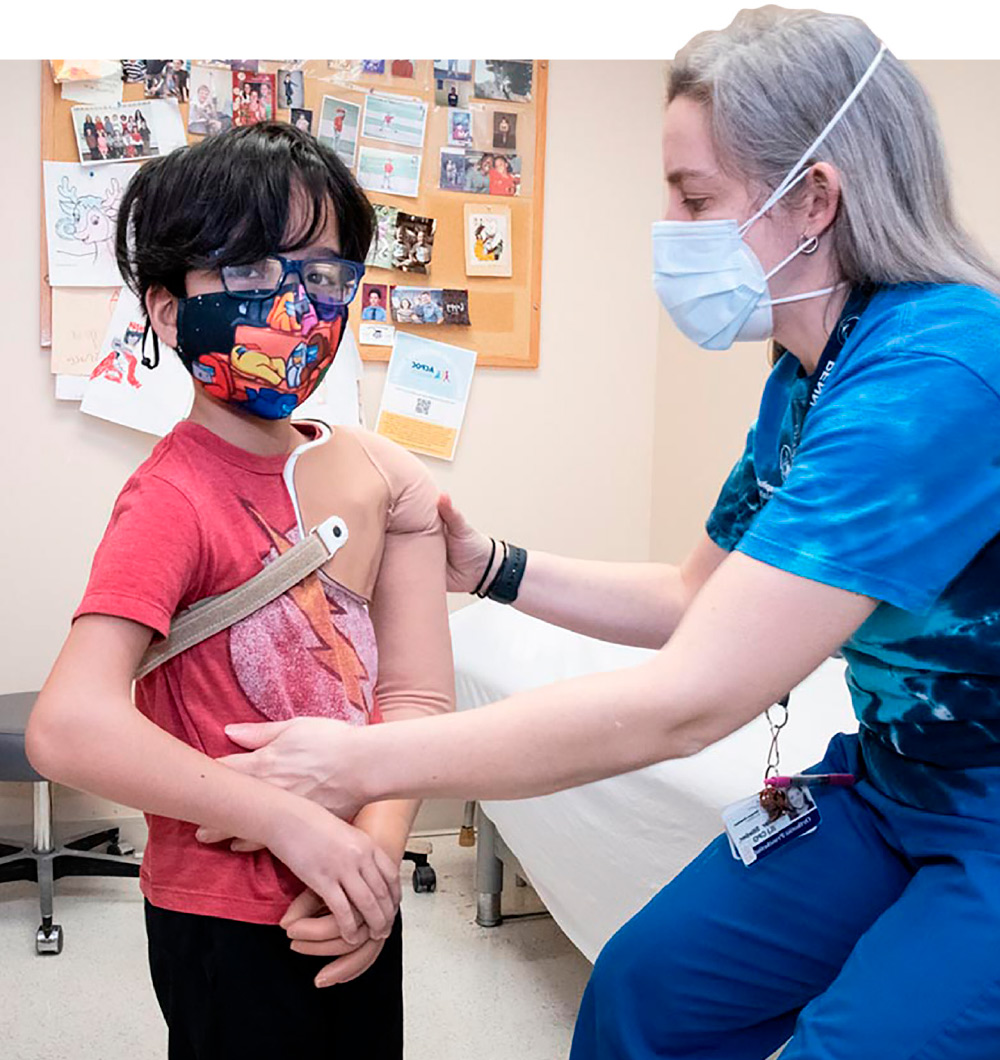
[{"left": 450, "top": 601, "right": 858, "bottom": 962}]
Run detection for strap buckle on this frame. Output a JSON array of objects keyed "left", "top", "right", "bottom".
[{"left": 314, "top": 516, "right": 349, "bottom": 558}]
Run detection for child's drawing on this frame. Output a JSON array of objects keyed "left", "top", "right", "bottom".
[{"left": 43, "top": 161, "right": 140, "bottom": 286}]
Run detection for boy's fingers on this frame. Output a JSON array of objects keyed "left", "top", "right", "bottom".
[
  {"left": 315, "top": 939, "right": 384, "bottom": 988},
  {"left": 279, "top": 888, "right": 324, "bottom": 930},
  {"left": 195, "top": 827, "right": 233, "bottom": 844},
  {"left": 290, "top": 936, "right": 363, "bottom": 957},
  {"left": 230, "top": 839, "right": 265, "bottom": 853},
  {"left": 223, "top": 720, "right": 292, "bottom": 750},
  {"left": 285, "top": 912, "right": 356, "bottom": 942}
]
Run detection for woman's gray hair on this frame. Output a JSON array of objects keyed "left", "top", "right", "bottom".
[{"left": 669, "top": 6, "right": 1000, "bottom": 294}]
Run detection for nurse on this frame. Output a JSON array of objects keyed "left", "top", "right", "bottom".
[{"left": 213, "top": 8, "right": 1000, "bottom": 1057}]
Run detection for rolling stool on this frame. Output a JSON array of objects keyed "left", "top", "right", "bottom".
[{"left": 0, "top": 691, "right": 141, "bottom": 955}]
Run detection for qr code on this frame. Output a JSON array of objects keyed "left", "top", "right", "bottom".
[{"left": 415, "top": 398, "right": 431, "bottom": 416}]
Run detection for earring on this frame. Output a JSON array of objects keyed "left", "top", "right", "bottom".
[{"left": 799, "top": 234, "right": 819, "bottom": 255}]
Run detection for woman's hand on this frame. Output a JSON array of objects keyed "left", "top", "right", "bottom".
[
  {"left": 213, "top": 717, "right": 367, "bottom": 819},
  {"left": 438, "top": 493, "right": 494, "bottom": 593},
  {"left": 263, "top": 800, "right": 400, "bottom": 947},
  {"left": 280, "top": 888, "right": 392, "bottom": 987}
]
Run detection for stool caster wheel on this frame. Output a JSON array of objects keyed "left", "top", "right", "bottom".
[
  {"left": 412, "top": 865, "right": 436, "bottom": 893},
  {"left": 36, "top": 923, "right": 64, "bottom": 955},
  {"left": 107, "top": 841, "right": 135, "bottom": 857}
]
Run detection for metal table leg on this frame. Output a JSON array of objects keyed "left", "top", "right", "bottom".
[{"left": 475, "top": 805, "right": 503, "bottom": 927}]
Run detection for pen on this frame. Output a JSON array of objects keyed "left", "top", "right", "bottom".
[{"left": 764, "top": 773, "right": 856, "bottom": 789}]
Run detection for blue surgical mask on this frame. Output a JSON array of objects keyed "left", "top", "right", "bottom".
[{"left": 652, "top": 43, "right": 887, "bottom": 351}]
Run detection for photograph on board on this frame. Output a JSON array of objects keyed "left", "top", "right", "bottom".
[
  {"left": 392, "top": 287, "right": 445, "bottom": 325},
  {"left": 435, "top": 78, "right": 471, "bottom": 108},
  {"left": 291, "top": 108, "right": 313, "bottom": 134},
  {"left": 440, "top": 148, "right": 468, "bottom": 191},
  {"left": 442, "top": 289, "right": 472, "bottom": 326},
  {"left": 278, "top": 69, "right": 305, "bottom": 110},
  {"left": 72, "top": 103, "right": 159, "bottom": 163},
  {"left": 393, "top": 212, "right": 436, "bottom": 274},
  {"left": 464, "top": 151, "right": 521, "bottom": 196},
  {"left": 366, "top": 203, "right": 399, "bottom": 270},
  {"left": 357, "top": 146, "right": 422, "bottom": 198},
  {"left": 232, "top": 71, "right": 274, "bottom": 126},
  {"left": 474, "top": 60, "right": 533, "bottom": 103},
  {"left": 464, "top": 204, "right": 513, "bottom": 278},
  {"left": 145, "top": 60, "right": 190, "bottom": 100},
  {"left": 448, "top": 108, "right": 473, "bottom": 147},
  {"left": 493, "top": 111, "right": 517, "bottom": 150},
  {"left": 188, "top": 64, "right": 233, "bottom": 136},
  {"left": 362, "top": 93, "right": 428, "bottom": 149},
  {"left": 361, "top": 283, "right": 390, "bottom": 322},
  {"left": 433, "top": 60, "right": 472, "bottom": 81},
  {"left": 318, "top": 96, "right": 361, "bottom": 169}
]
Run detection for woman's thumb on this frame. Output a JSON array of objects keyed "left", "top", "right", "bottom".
[
  {"left": 224, "top": 720, "right": 292, "bottom": 750},
  {"left": 438, "top": 493, "right": 465, "bottom": 531}
]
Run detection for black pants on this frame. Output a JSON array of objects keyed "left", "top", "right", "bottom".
[{"left": 145, "top": 901, "right": 403, "bottom": 1059}]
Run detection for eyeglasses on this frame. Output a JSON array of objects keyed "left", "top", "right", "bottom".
[{"left": 219, "top": 253, "right": 366, "bottom": 307}]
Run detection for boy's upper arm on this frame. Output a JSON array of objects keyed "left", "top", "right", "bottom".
[
  {"left": 50, "top": 614, "right": 155, "bottom": 701},
  {"left": 361, "top": 434, "right": 455, "bottom": 722},
  {"left": 75, "top": 473, "right": 204, "bottom": 639}
]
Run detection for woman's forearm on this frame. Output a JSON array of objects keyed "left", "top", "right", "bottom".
[
  {"left": 351, "top": 657, "right": 706, "bottom": 803},
  {"left": 502, "top": 550, "right": 687, "bottom": 648}
]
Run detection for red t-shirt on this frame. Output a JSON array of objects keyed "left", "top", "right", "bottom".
[{"left": 76, "top": 421, "right": 386, "bottom": 923}]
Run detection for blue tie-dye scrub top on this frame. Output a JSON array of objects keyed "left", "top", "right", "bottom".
[{"left": 706, "top": 283, "right": 1000, "bottom": 809}]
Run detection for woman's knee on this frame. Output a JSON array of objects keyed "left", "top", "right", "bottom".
[{"left": 583, "top": 900, "right": 701, "bottom": 1051}]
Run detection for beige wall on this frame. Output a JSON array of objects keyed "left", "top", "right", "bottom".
[
  {"left": 650, "top": 60, "right": 1000, "bottom": 563},
  {"left": 0, "top": 60, "right": 664, "bottom": 828}
]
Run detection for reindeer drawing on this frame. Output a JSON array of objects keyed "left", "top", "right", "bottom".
[{"left": 54, "top": 175, "right": 123, "bottom": 267}]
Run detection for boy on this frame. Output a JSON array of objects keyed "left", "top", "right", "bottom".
[{"left": 27, "top": 123, "right": 454, "bottom": 1058}]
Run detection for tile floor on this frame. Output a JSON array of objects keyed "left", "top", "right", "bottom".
[{"left": 0, "top": 832, "right": 592, "bottom": 1060}]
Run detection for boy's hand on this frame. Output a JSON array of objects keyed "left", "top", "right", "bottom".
[
  {"left": 264, "top": 803, "right": 400, "bottom": 947},
  {"left": 281, "top": 888, "right": 393, "bottom": 988}
]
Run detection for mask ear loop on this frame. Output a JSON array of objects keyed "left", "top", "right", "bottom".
[
  {"left": 738, "top": 41, "right": 888, "bottom": 238},
  {"left": 141, "top": 318, "right": 160, "bottom": 370}
]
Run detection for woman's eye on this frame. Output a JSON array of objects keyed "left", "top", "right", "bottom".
[{"left": 682, "top": 197, "right": 709, "bottom": 214}]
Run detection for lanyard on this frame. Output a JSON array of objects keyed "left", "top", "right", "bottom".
[
  {"left": 804, "top": 284, "right": 876, "bottom": 415},
  {"left": 760, "top": 285, "right": 875, "bottom": 802}
]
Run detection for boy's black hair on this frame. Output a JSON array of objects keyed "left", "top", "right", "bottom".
[{"left": 116, "top": 122, "right": 375, "bottom": 308}]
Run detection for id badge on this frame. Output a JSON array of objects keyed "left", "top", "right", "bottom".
[{"left": 721, "top": 786, "right": 820, "bottom": 867}]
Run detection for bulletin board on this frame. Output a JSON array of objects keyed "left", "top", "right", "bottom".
[{"left": 39, "top": 59, "right": 548, "bottom": 370}]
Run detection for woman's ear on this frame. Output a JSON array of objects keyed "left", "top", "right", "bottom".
[
  {"left": 804, "top": 162, "right": 841, "bottom": 237},
  {"left": 145, "top": 285, "right": 180, "bottom": 350}
]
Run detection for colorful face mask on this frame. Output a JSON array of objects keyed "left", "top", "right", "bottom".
[{"left": 174, "top": 282, "right": 347, "bottom": 419}]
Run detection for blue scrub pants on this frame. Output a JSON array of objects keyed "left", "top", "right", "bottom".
[{"left": 570, "top": 734, "right": 1000, "bottom": 1059}]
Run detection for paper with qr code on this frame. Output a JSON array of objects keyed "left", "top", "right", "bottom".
[{"left": 375, "top": 332, "right": 476, "bottom": 461}]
